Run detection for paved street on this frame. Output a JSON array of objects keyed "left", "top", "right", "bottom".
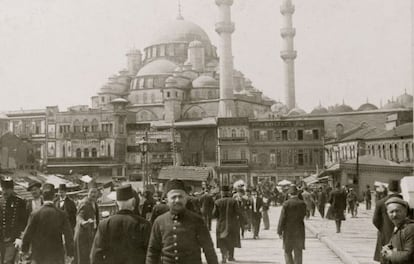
[
  {"left": 305, "top": 203, "right": 377, "bottom": 264},
  {"left": 203, "top": 206, "right": 344, "bottom": 264}
]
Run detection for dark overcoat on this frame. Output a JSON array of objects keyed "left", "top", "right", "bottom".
[
  {"left": 22, "top": 203, "right": 74, "bottom": 263},
  {"left": 90, "top": 210, "right": 151, "bottom": 264},
  {"left": 54, "top": 196, "right": 77, "bottom": 229},
  {"left": 213, "top": 196, "right": 241, "bottom": 248},
  {"left": 0, "top": 194, "right": 27, "bottom": 242},
  {"left": 327, "top": 189, "right": 347, "bottom": 220},
  {"left": 372, "top": 193, "right": 403, "bottom": 262},
  {"left": 150, "top": 203, "right": 169, "bottom": 224},
  {"left": 386, "top": 219, "right": 414, "bottom": 264},
  {"left": 277, "top": 196, "right": 307, "bottom": 251},
  {"left": 74, "top": 198, "right": 99, "bottom": 264},
  {"left": 199, "top": 193, "right": 215, "bottom": 217}
]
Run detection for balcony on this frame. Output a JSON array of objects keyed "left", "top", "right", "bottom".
[
  {"left": 47, "top": 156, "right": 116, "bottom": 164},
  {"left": 61, "top": 131, "right": 110, "bottom": 139},
  {"left": 219, "top": 137, "right": 248, "bottom": 144},
  {"left": 220, "top": 159, "right": 249, "bottom": 166}
]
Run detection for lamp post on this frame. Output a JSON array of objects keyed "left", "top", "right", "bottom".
[{"left": 138, "top": 136, "right": 149, "bottom": 188}]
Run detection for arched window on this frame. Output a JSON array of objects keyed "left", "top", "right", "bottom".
[
  {"left": 378, "top": 145, "right": 382, "bottom": 158},
  {"left": 140, "top": 112, "right": 149, "bottom": 121},
  {"left": 222, "top": 129, "right": 227, "bottom": 137},
  {"left": 91, "top": 148, "right": 97, "bottom": 158},
  {"left": 240, "top": 129, "right": 245, "bottom": 138},
  {"left": 91, "top": 119, "right": 99, "bottom": 132},
  {"left": 139, "top": 78, "right": 144, "bottom": 89},
  {"left": 73, "top": 120, "right": 81, "bottom": 133},
  {"left": 406, "top": 143, "right": 410, "bottom": 161},
  {"left": 84, "top": 148, "right": 89, "bottom": 158},
  {"left": 231, "top": 129, "right": 236, "bottom": 138},
  {"left": 394, "top": 144, "right": 399, "bottom": 161},
  {"left": 382, "top": 145, "right": 386, "bottom": 159},
  {"left": 76, "top": 148, "right": 82, "bottom": 158},
  {"left": 82, "top": 119, "right": 90, "bottom": 132}
]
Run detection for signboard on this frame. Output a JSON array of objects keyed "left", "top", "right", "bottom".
[{"left": 250, "top": 120, "right": 323, "bottom": 128}]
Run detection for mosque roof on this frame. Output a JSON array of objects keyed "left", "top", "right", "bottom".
[
  {"left": 287, "top": 107, "right": 306, "bottom": 116},
  {"left": 110, "top": 98, "right": 128, "bottom": 104},
  {"left": 310, "top": 105, "right": 328, "bottom": 115},
  {"left": 329, "top": 104, "right": 354, "bottom": 113},
  {"left": 192, "top": 75, "right": 218, "bottom": 88},
  {"left": 396, "top": 92, "right": 413, "bottom": 108},
  {"left": 146, "top": 18, "right": 211, "bottom": 48},
  {"left": 137, "top": 59, "right": 178, "bottom": 77},
  {"left": 382, "top": 101, "right": 403, "bottom": 110},
  {"left": 357, "top": 103, "right": 378, "bottom": 111}
]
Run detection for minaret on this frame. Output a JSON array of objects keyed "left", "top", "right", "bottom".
[
  {"left": 215, "top": 0, "right": 236, "bottom": 117},
  {"left": 280, "top": 0, "right": 297, "bottom": 110}
]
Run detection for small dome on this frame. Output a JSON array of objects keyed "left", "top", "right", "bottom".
[
  {"left": 396, "top": 92, "right": 413, "bottom": 108},
  {"left": 111, "top": 98, "right": 128, "bottom": 104},
  {"left": 287, "top": 108, "right": 306, "bottom": 116},
  {"left": 382, "top": 101, "right": 403, "bottom": 109},
  {"left": 310, "top": 105, "right": 329, "bottom": 115},
  {"left": 357, "top": 103, "right": 378, "bottom": 111},
  {"left": 329, "top": 104, "right": 354, "bottom": 113},
  {"left": 189, "top": 40, "right": 203, "bottom": 48},
  {"left": 137, "top": 59, "right": 178, "bottom": 77},
  {"left": 271, "top": 102, "right": 288, "bottom": 114},
  {"left": 192, "top": 75, "right": 218, "bottom": 88}
]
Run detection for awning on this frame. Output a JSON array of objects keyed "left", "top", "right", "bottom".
[
  {"left": 277, "top": 179, "right": 292, "bottom": 186},
  {"left": 303, "top": 174, "right": 318, "bottom": 184},
  {"left": 158, "top": 166, "right": 212, "bottom": 182},
  {"left": 46, "top": 175, "right": 79, "bottom": 189}
]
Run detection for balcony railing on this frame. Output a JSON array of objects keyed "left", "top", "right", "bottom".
[
  {"left": 220, "top": 159, "right": 249, "bottom": 166},
  {"left": 61, "top": 131, "right": 110, "bottom": 139},
  {"left": 48, "top": 156, "right": 115, "bottom": 164},
  {"left": 219, "top": 137, "right": 248, "bottom": 144}
]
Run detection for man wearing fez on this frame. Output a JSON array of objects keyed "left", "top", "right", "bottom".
[
  {"left": 277, "top": 185, "right": 307, "bottom": 264},
  {"left": 91, "top": 184, "right": 151, "bottom": 264},
  {"left": 380, "top": 197, "right": 414, "bottom": 264},
  {"left": 55, "top": 184, "right": 77, "bottom": 230},
  {"left": 146, "top": 179, "right": 218, "bottom": 264},
  {"left": 0, "top": 177, "right": 27, "bottom": 264},
  {"left": 26, "top": 182, "right": 43, "bottom": 215},
  {"left": 213, "top": 185, "right": 242, "bottom": 263},
  {"left": 373, "top": 180, "right": 403, "bottom": 263},
  {"left": 22, "top": 183, "right": 74, "bottom": 264}
]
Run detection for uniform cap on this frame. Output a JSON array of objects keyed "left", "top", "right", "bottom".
[
  {"left": 385, "top": 197, "right": 409, "bottom": 209},
  {"left": 164, "top": 179, "right": 186, "bottom": 195},
  {"left": 27, "top": 182, "right": 41, "bottom": 191},
  {"left": 116, "top": 184, "right": 134, "bottom": 201},
  {"left": 1, "top": 177, "right": 14, "bottom": 189}
]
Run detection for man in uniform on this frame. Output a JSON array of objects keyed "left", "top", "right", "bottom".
[
  {"left": 91, "top": 184, "right": 151, "bottom": 264},
  {"left": 0, "top": 177, "right": 27, "bottom": 264},
  {"left": 22, "top": 183, "right": 74, "bottom": 264},
  {"left": 55, "top": 183, "right": 77, "bottom": 230},
  {"left": 380, "top": 197, "right": 414, "bottom": 264},
  {"left": 277, "top": 185, "right": 307, "bottom": 264},
  {"left": 146, "top": 179, "right": 218, "bottom": 264},
  {"left": 213, "top": 186, "right": 242, "bottom": 263}
]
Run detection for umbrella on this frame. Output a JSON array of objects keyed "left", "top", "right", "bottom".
[{"left": 278, "top": 179, "right": 292, "bottom": 186}]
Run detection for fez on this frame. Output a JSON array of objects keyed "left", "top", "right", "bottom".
[
  {"left": 288, "top": 185, "right": 299, "bottom": 195},
  {"left": 27, "top": 182, "right": 42, "bottom": 191},
  {"left": 116, "top": 184, "right": 134, "bottom": 201},
  {"left": 58, "top": 184, "right": 67, "bottom": 191},
  {"left": 164, "top": 179, "right": 186, "bottom": 195},
  {"left": 43, "top": 183, "right": 55, "bottom": 193},
  {"left": 388, "top": 180, "right": 399, "bottom": 192},
  {"left": 385, "top": 197, "right": 409, "bottom": 209},
  {"left": 221, "top": 185, "right": 230, "bottom": 192},
  {"left": 1, "top": 177, "right": 14, "bottom": 189}
]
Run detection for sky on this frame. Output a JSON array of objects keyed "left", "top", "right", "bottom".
[{"left": 0, "top": 0, "right": 412, "bottom": 112}]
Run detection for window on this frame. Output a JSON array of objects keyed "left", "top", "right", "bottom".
[
  {"left": 91, "top": 119, "right": 99, "bottom": 132},
  {"left": 143, "top": 93, "right": 148, "bottom": 103},
  {"left": 73, "top": 120, "right": 81, "bottom": 133},
  {"left": 297, "top": 130, "right": 303, "bottom": 141},
  {"left": 267, "top": 130, "right": 273, "bottom": 141},
  {"left": 208, "top": 91, "right": 213, "bottom": 99},
  {"left": 84, "top": 148, "right": 89, "bottom": 158},
  {"left": 82, "top": 120, "right": 90, "bottom": 132},
  {"left": 231, "top": 129, "right": 236, "bottom": 137},
  {"left": 282, "top": 130, "right": 288, "bottom": 141},
  {"left": 167, "top": 44, "right": 174, "bottom": 56},
  {"left": 151, "top": 46, "right": 157, "bottom": 57},
  {"left": 91, "top": 148, "right": 97, "bottom": 158},
  {"left": 139, "top": 78, "right": 144, "bottom": 89},
  {"left": 175, "top": 92, "right": 178, "bottom": 98},
  {"left": 394, "top": 144, "right": 399, "bottom": 161},
  {"left": 252, "top": 151, "right": 257, "bottom": 163},
  {"left": 151, "top": 93, "right": 155, "bottom": 103},
  {"left": 146, "top": 78, "right": 154, "bottom": 89},
  {"left": 298, "top": 150, "right": 304, "bottom": 166},
  {"left": 62, "top": 145, "right": 66, "bottom": 158},
  {"left": 76, "top": 148, "right": 82, "bottom": 158},
  {"left": 406, "top": 143, "right": 410, "bottom": 161},
  {"left": 107, "top": 144, "right": 111, "bottom": 157},
  {"left": 254, "top": 131, "right": 260, "bottom": 140},
  {"left": 166, "top": 92, "right": 170, "bottom": 98},
  {"left": 312, "top": 129, "right": 319, "bottom": 140},
  {"left": 240, "top": 129, "right": 245, "bottom": 138},
  {"left": 241, "top": 150, "right": 246, "bottom": 160},
  {"left": 259, "top": 130, "right": 267, "bottom": 141},
  {"left": 270, "top": 151, "right": 276, "bottom": 164},
  {"left": 101, "top": 97, "right": 105, "bottom": 103},
  {"left": 222, "top": 150, "right": 228, "bottom": 160},
  {"left": 159, "top": 45, "right": 166, "bottom": 56}
]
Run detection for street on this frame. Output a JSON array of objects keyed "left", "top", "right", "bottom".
[{"left": 203, "top": 206, "right": 345, "bottom": 264}]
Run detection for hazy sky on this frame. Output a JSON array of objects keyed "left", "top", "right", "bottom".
[{"left": 0, "top": 0, "right": 411, "bottom": 112}]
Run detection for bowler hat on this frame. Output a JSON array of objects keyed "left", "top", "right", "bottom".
[
  {"left": 58, "top": 184, "right": 67, "bottom": 191},
  {"left": 1, "top": 177, "right": 14, "bottom": 189},
  {"left": 388, "top": 180, "right": 399, "bottom": 193},
  {"left": 164, "top": 179, "right": 186, "bottom": 195},
  {"left": 116, "top": 184, "right": 134, "bottom": 201},
  {"left": 27, "top": 182, "right": 41, "bottom": 191},
  {"left": 42, "top": 183, "right": 55, "bottom": 193},
  {"left": 385, "top": 197, "right": 409, "bottom": 209}
]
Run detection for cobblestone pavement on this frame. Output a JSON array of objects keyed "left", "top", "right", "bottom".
[
  {"left": 203, "top": 206, "right": 344, "bottom": 264},
  {"left": 305, "top": 203, "right": 377, "bottom": 264}
]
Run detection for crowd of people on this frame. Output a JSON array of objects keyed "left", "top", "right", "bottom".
[{"left": 0, "top": 176, "right": 413, "bottom": 264}]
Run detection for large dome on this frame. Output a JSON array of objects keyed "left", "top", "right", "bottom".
[
  {"left": 396, "top": 92, "right": 413, "bottom": 108},
  {"left": 136, "top": 59, "right": 178, "bottom": 77},
  {"left": 357, "top": 103, "right": 378, "bottom": 111},
  {"left": 192, "top": 75, "right": 218, "bottom": 88},
  {"left": 147, "top": 18, "right": 212, "bottom": 47}
]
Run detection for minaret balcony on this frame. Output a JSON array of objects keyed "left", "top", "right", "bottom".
[
  {"left": 280, "top": 4, "right": 295, "bottom": 15},
  {"left": 281, "top": 28, "right": 296, "bottom": 38},
  {"left": 280, "top": 50, "right": 297, "bottom": 60},
  {"left": 215, "top": 22, "right": 235, "bottom": 34},
  {"left": 215, "top": 0, "right": 234, "bottom": 6}
]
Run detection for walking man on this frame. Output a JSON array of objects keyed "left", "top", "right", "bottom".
[
  {"left": 55, "top": 184, "right": 77, "bottom": 230},
  {"left": 250, "top": 189, "right": 263, "bottom": 239},
  {"left": 26, "top": 182, "right": 43, "bottom": 215},
  {"left": 213, "top": 185, "right": 242, "bottom": 263},
  {"left": 146, "top": 179, "right": 218, "bottom": 264},
  {"left": 277, "top": 185, "right": 307, "bottom": 264},
  {"left": 364, "top": 185, "right": 372, "bottom": 210},
  {"left": 373, "top": 180, "right": 402, "bottom": 263},
  {"left": 21, "top": 183, "right": 74, "bottom": 264},
  {"left": 262, "top": 195, "right": 270, "bottom": 230},
  {"left": 316, "top": 187, "right": 327, "bottom": 218},
  {"left": 0, "top": 177, "right": 27, "bottom": 264},
  {"left": 327, "top": 183, "right": 347, "bottom": 233},
  {"left": 91, "top": 184, "right": 151, "bottom": 264}
]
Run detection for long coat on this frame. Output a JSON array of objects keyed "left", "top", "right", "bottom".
[
  {"left": 213, "top": 196, "right": 242, "bottom": 249},
  {"left": 277, "top": 196, "right": 307, "bottom": 251},
  {"left": 327, "top": 189, "right": 347, "bottom": 221},
  {"left": 54, "top": 196, "right": 77, "bottom": 229},
  {"left": 372, "top": 193, "right": 403, "bottom": 262},
  {"left": 199, "top": 193, "right": 215, "bottom": 217},
  {"left": 74, "top": 198, "right": 99, "bottom": 264},
  {"left": 0, "top": 194, "right": 27, "bottom": 242},
  {"left": 22, "top": 203, "right": 74, "bottom": 263},
  {"left": 90, "top": 210, "right": 151, "bottom": 264},
  {"left": 386, "top": 219, "right": 414, "bottom": 264}
]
